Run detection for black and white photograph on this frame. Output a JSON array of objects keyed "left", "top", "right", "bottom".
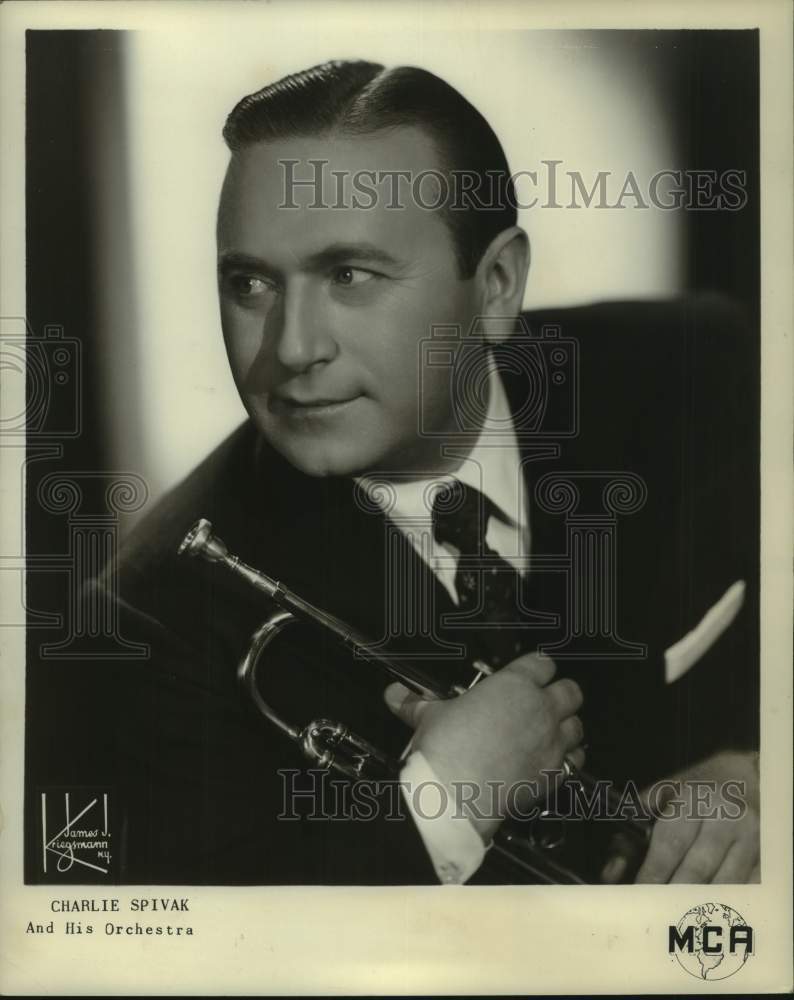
[{"left": 1, "top": 0, "right": 791, "bottom": 994}]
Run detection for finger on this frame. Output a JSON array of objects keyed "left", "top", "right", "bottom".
[
  {"left": 559, "top": 714, "right": 584, "bottom": 752},
  {"left": 546, "top": 677, "right": 583, "bottom": 719},
  {"left": 640, "top": 778, "right": 679, "bottom": 817},
  {"left": 601, "top": 830, "right": 639, "bottom": 884},
  {"left": 506, "top": 651, "right": 556, "bottom": 686},
  {"left": 383, "top": 682, "right": 431, "bottom": 728},
  {"left": 669, "top": 823, "right": 733, "bottom": 884},
  {"left": 635, "top": 816, "right": 702, "bottom": 883},
  {"left": 601, "top": 855, "right": 628, "bottom": 884},
  {"left": 546, "top": 741, "right": 586, "bottom": 793},
  {"left": 711, "top": 838, "right": 758, "bottom": 884}
]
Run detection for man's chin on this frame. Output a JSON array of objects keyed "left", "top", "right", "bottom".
[
  {"left": 266, "top": 437, "right": 371, "bottom": 479},
  {"left": 261, "top": 429, "right": 452, "bottom": 480}
]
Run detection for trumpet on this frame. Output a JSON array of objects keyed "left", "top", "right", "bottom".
[{"left": 179, "top": 518, "right": 651, "bottom": 884}]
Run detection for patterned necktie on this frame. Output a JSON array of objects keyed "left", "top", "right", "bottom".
[{"left": 431, "top": 479, "right": 528, "bottom": 671}]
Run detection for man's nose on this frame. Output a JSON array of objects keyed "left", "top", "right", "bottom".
[{"left": 269, "top": 283, "right": 337, "bottom": 373}]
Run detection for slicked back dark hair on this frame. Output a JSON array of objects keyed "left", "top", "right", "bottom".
[{"left": 223, "top": 60, "right": 517, "bottom": 278}]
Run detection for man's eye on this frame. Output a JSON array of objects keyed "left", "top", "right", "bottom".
[
  {"left": 228, "top": 275, "right": 272, "bottom": 297},
  {"left": 332, "top": 266, "right": 375, "bottom": 287}
]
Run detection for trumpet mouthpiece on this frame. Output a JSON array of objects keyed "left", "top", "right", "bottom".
[{"left": 178, "top": 518, "right": 229, "bottom": 562}]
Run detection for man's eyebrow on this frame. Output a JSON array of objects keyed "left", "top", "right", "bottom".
[
  {"left": 218, "top": 243, "right": 407, "bottom": 277},
  {"left": 217, "top": 252, "right": 279, "bottom": 277},
  {"left": 303, "top": 242, "right": 406, "bottom": 270}
]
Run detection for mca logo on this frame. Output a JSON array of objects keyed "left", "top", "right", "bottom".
[{"left": 669, "top": 903, "right": 753, "bottom": 980}]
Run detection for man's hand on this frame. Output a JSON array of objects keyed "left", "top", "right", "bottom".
[
  {"left": 601, "top": 751, "right": 760, "bottom": 884},
  {"left": 384, "top": 652, "right": 584, "bottom": 844}
]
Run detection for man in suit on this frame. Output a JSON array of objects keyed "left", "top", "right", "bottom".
[{"left": 96, "top": 60, "right": 759, "bottom": 885}]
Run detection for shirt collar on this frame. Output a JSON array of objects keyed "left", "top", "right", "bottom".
[{"left": 357, "top": 356, "right": 525, "bottom": 530}]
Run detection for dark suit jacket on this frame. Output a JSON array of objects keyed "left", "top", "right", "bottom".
[{"left": 84, "top": 296, "right": 759, "bottom": 885}]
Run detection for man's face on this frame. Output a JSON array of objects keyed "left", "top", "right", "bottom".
[{"left": 217, "top": 127, "right": 484, "bottom": 478}]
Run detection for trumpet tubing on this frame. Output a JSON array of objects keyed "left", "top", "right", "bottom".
[{"left": 179, "top": 518, "right": 651, "bottom": 884}]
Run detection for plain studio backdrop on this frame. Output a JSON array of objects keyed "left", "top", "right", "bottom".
[{"left": 25, "top": 26, "right": 758, "bottom": 509}]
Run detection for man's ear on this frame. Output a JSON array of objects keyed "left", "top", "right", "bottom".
[{"left": 475, "top": 226, "right": 530, "bottom": 344}]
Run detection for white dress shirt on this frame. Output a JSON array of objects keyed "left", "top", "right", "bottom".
[{"left": 358, "top": 359, "right": 530, "bottom": 882}]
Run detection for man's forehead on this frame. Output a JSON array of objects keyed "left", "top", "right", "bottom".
[
  {"left": 223, "top": 125, "right": 444, "bottom": 187},
  {"left": 217, "top": 126, "right": 455, "bottom": 264}
]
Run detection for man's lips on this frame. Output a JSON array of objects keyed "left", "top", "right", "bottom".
[{"left": 268, "top": 393, "right": 363, "bottom": 416}]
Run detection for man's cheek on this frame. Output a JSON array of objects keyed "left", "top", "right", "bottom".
[
  {"left": 420, "top": 371, "right": 455, "bottom": 432},
  {"left": 223, "top": 331, "right": 257, "bottom": 384}
]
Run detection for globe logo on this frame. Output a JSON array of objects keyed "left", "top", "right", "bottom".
[{"left": 670, "top": 903, "right": 753, "bottom": 980}]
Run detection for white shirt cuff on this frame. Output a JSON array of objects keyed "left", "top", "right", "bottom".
[{"left": 399, "top": 750, "right": 487, "bottom": 884}]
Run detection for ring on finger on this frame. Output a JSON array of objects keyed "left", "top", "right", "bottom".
[{"left": 562, "top": 755, "right": 578, "bottom": 781}]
